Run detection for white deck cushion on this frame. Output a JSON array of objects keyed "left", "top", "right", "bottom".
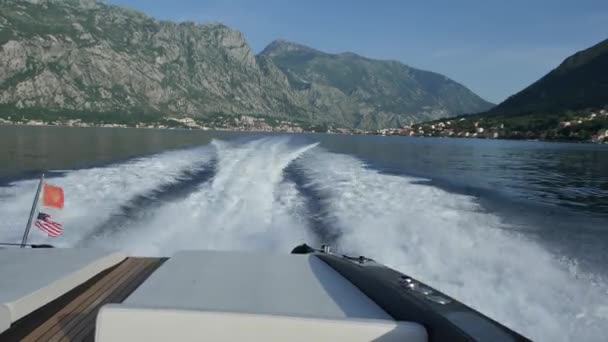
[
  {"left": 124, "top": 250, "right": 391, "bottom": 320},
  {"left": 0, "top": 248, "right": 125, "bottom": 333},
  {"left": 96, "top": 305, "right": 428, "bottom": 342}
]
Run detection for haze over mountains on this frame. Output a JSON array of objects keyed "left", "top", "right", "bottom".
[{"left": 0, "top": 0, "right": 493, "bottom": 129}]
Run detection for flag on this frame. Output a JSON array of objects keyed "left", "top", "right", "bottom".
[
  {"left": 35, "top": 212, "right": 62, "bottom": 237},
  {"left": 42, "top": 183, "right": 64, "bottom": 209}
]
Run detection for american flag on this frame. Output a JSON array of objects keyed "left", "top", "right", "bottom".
[{"left": 35, "top": 212, "right": 62, "bottom": 237}]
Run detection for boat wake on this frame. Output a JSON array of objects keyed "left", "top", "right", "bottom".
[{"left": 0, "top": 136, "right": 606, "bottom": 341}]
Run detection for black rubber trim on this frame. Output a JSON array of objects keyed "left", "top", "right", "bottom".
[{"left": 316, "top": 254, "right": 531, "bottom": 342}]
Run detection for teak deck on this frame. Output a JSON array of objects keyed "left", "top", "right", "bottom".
[{"left": 0, "top": 257, "right": 165, "bottom": 342}]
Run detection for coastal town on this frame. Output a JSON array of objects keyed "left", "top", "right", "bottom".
[
  {"left": 0, "top": 115, "right": 308, "bottom": 133},
  {"left": 408, "top": 109, "right": 608, "bottom": 143},
  {"left": 1, "top": 108, "right": 607, "bottom": 143},
  {"left": 373, "top": 108, "right": 608, "bottom": 143}
]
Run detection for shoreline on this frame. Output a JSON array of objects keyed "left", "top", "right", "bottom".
[{"left": 2, "top": 121, "right": 607, "bottom": 145}]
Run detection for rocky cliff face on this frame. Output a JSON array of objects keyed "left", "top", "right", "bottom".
[
  {"left": 261, "top": 40, "right": 494, "bottom": 126},
  {"left": 0, "top": 0, "right": 307, "bottom": 121},
  {"left": 0, "top": 0, "right": 493, "bottom": 129}
]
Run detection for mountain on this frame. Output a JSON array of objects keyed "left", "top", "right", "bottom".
[
  {"left": 412, "top": 39, "right": 608, "bottom": 142},
  {"left": 490, "top": 38, "right": 608, "bottom": 115},
  {"left": 0, "top": 0, "right": 310, "bottom": 123},
  {"left": 0, "top": 0, "right": 493, "bottom": 129},
  {"left": 260, "top": 40, "right": 494, "bottom": 127}
]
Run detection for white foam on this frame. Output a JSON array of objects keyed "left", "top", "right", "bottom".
[
  {"left": 1, "top": 137, "right": 605, "bottom": 341},
  {"left": 93, "top": 138, "right": 319, "bottom": 256},
  {"left": 294, "top": 149, "right": 608, "bottom": 342},
  {"left": 0, "top": 146, "right": 213, "bottom": 245}
]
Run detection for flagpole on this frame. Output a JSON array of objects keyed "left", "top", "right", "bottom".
[
  {"left": 0, "top": 242, "right": 54, "bottom": 248},
  {"left": 20, "top": 173, "right": 44, "bottom": 248}
]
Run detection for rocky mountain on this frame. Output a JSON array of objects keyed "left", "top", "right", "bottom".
[
  {"left": 490, "top": 38, "right": 608, "bottom": 115},
  {"left": 0, "top": 0, "right": 312, "bottom": 123},
  {"left": 260, "top": 40, "right": 494, "bottom": 127},
  {"left": 0, "top": 0, "right": 493, "bottom": 129}
]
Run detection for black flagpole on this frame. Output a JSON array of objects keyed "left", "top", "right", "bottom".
[
  {"left": 20, "top": 173, "right": 44, "bottom": 248},
  {"left": 0, "top": 242, "right": 54, "bottom": 248}
]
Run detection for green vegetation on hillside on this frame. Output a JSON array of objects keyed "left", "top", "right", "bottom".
[
  {"left": 0, "top": 0, "right": 494, "bottom": 130},
  {"left": 490, "top": 38, "right": 608, "bottom": 115},
  {"left": 261, "top": 40, "right": 494, "bottom": 123},
  {"left": 0, "top": 105, "right": 161, "bottom": 126},
  {"left": 414, "top": 107, "right": 608, "bottom": 142},
  {"left": 412, "top": 38, "right": 608, "bottom": 142}
]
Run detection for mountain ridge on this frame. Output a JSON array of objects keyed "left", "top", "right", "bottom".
[
  {"left": 489, "top": 38, "right": 608, "bottom": 115},
  {"left": 0, "top": 0, "right": 493, "bottom": 129},
  {"left": 259, "top": 39, "right": 494, "bottom": 125},
  {"left": 411, "top": 38, "right": 608, "bottom": 142}
]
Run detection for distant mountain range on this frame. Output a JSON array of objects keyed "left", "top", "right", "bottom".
[
  {"left": 489, "top": 38, "right": 608, "bottom": 116},
  {"left": 260, "top": 40, "right": 493, "bottom": 128},
  {"left": 0, "top": 0, "right": 493, "bottom": 129}
]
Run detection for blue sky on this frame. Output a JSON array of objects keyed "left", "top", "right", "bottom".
[{"left": 107, "top": 0, "right": 607, "bottom": 103}]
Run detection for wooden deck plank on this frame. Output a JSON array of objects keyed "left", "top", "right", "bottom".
[
  {"left": 23, "top": 258, "right": 144, "bottom": 342},
  {"left": 0, "top": 257, "right": 165, "bottom": 342},
  {"left": 63, "top": 259, "right": 164, "bottom": 342},
  {"left": 54, "top": 259, "right": 161, "bottom": 342},
  {"left": 41, "top": 257, "right": 164, "bottom": 342},
  {"left": 39, "top": 259, "right": 152, "bottom": 342},
  {"left": 0, "top": 265, "right": 117, "bottom": 342}
]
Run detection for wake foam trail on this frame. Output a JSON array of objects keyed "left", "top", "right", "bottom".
[
  {"left": 80, "top": 158, "right": 217, "bottom": 242},
  {"left": 294, "top": 149, "right": 608, "bottom": 342},
  {"left": 283, "top": 163, "right": 342, "bottom": 244},
  {"left": 3, "top": 136, "right": 605, "bottom": 340},
  {"left": 0, "top": 146, "right": 215, "bottom": 246},
  {"left": 90, "top": 137, "right": 319, "bottom": 256}
]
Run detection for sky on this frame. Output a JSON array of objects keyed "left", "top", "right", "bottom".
[{"left": 107, "top": 0, "right": 607, "bottom": 104}]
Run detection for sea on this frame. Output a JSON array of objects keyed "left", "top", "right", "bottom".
[{"left": 1, "top": 125, "right": 607, "bottom": 341}]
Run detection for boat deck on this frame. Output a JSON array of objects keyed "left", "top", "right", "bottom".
[
  {"left": 0, "top": 257, "right": 165, "bottom": 342},
  {"left": 0, "top": 249, "right": 529, "bottom": 341}
]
